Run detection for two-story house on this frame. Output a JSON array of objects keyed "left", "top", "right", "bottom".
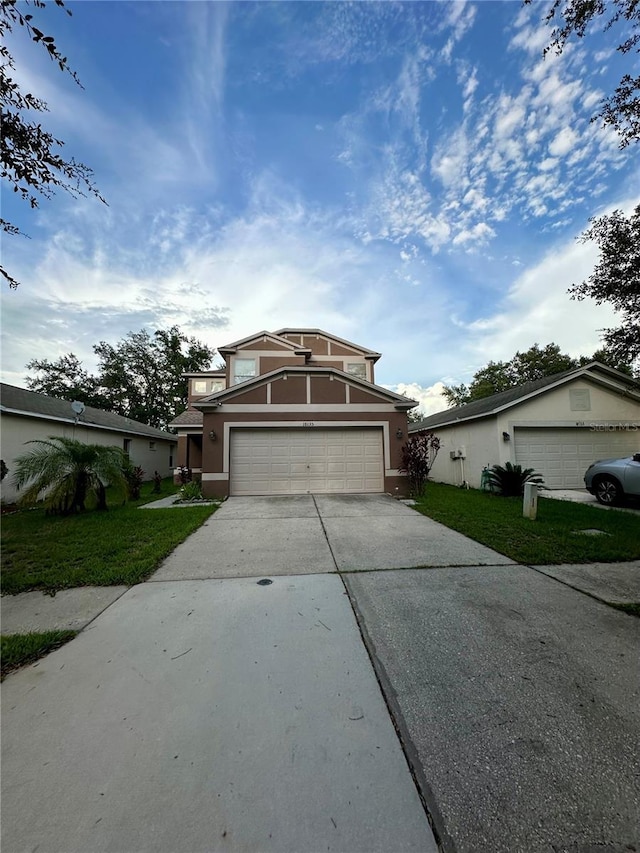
[{"left": 170, "top": 329, "right": 417, "bottom": 497}]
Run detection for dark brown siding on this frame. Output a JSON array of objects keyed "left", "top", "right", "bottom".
[
  {"left": 350, "top": 386, "right": 385, "bottom": 404},
  {"left": 176, "top": 434, "right": 188, "bottom": 468},
  {"left": 310, "top": 376, "right": 346, "bottom": 404},
  {"left": 260, "top": 355, "right": 306, "bottom": 373},
  {"left": 330, "top": 343, "right": 359, "bottom": 356},
  {"left": 388, "top": 411, "right": 410, "bottom": 471},
  {"left": 225, "top": 385, "right": 268, "bottom": 404},
  {"left": 271, "top": 376, "right": 307, "bottom": 404},
  {"left": 302, "top": 335, "right": 329, "bottom": 354},
  {"left": 239, "top": 339, "right": 293, "bottom": 351}
]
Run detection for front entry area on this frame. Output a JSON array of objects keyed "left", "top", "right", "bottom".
[{"left": 229, "top": 427, "right": 384, "bottom": 495}]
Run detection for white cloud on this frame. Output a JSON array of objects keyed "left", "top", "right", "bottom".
[
  {"left": 386, "top": 381, "right": 449, "bottom": 417},
  {"left": 451, "top": 196, "right": 640, "bottom": 371},
  {"left": 549, "top": 126, "right": 580, "bottom": 157},
  {"left": 452, "top": 221, "right": 495, "bottom": 246}
]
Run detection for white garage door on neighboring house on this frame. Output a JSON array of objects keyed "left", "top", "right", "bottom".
[
  {"left": 230, "top": 428, "right": 384, "bottom": 496},
  {"left": 514, "top": 427, "right": 639, "bottom": 489}
]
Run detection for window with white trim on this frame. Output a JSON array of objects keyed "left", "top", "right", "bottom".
[
  {"left": 193, "top": 379, "right": 225, "bottom": 394},
  {"left": 346, "top": 362, "right": 367, "bottom": 380},
  {"left": 233, "top": 358, "right": 257, "bottom": 385}
]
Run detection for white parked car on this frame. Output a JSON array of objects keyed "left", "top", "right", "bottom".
[{"left": 584, "top": 454, "right": 640, "bottom": 505}]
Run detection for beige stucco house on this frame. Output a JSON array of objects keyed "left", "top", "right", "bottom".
[
  {"left": 409, "top": 362, "right": 640, "bottom": 490},
  {"left": 170, "top": 329, "right": 417, "bottom": 498},
  {"left": 1, "top": 383, "right": 177, "bottom": 504}
]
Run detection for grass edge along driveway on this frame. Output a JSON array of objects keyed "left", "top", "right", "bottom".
[
  {"left": 414, "top": 483, "right": 640, "bottom": 565},
  {"left": 1, "top": 484, "right": 217, "bottom": 595}
]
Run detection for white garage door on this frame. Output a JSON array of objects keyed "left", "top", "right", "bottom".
[
  {"left": 230, "top": 428, "right": 384, "bottom": 496},
  {"left": 515, "top": 427, "right": 639, "bottom": 489}
]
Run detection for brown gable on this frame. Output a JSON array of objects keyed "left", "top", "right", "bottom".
[
  {"left": 221, "top": 384, "right": 268, "bottom": 405},
  {"left": 310, "top": 376, "right": 346, "bottom": 404},
  {"left": 301, "top": 335, "right": 329, "bottom": 355},
  {"left": 271, "top": 375, "right": 307, "bottom": 404},
  {"left": 237, "top": 338, "right": 294, "bottom": 352},
  {"left": 349, "top": 386, "right": 389, "bottom": 404}
]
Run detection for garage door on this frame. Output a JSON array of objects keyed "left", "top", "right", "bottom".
[
  {"left": 230, "top": 428, "right": 384, "bottom": 495},
  {"left": 514, "top": 427, "right": 639, "bottom": 489}
]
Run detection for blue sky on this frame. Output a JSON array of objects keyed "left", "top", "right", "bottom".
[{"left": 1, "top": 0, "right": 638, "bottom": 414}]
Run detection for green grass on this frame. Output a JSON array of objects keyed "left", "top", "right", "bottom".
[
  {"left": 1, "top": 480, "right": 217, "bottom": 594},
  {"left": 608, "top": 602, "right": 640, "bottom": 617},
  {"left": 1, "top": 630, "right": 77, "bottom": 679},
  {"left": 414, "top": 482, "right": 640, "bottom": 564}
]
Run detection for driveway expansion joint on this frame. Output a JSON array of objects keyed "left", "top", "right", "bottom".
[
  {"left": 341, "top": 573, "right": 457, "bottom": 853},
  {"left": 311, "top": 494, "right": 340, "bottom": 573}
]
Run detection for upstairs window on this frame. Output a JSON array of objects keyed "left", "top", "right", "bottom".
[
  {"left": 233, "top": 358, "right": 257, "bottom": 385},
  {"left": 346, "top": 362, "right": 367, "bottom": 380},
  {"left": 193, "top": 379, "right": 225, "bottom": 394}
]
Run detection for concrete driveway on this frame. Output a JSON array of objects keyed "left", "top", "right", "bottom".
[
  {"left": 2, "top": 494, "right": 639, "bottom": 853},
  {"left": 152, "top": 493, "right": 514, "bottom": 580}
]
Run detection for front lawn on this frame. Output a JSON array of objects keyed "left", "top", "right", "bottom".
[
  {"left": 1, "top": 630, "right": 77, "bottom": 680},
  {"left": 1, "top": 481, "right": 217, "bottom": 594},
  {"left": 414, "top": 483, "right": 640, "bottom": 564}
]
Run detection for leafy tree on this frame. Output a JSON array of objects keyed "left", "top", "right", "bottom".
[
  {"left": 25, "top": 353, "right": 108, "bottom": 407},
  {"left": 570, "top": 205, "right": 640, "bottom": 367},
  {"left": 400, "top": 433, "right": 441, "bottom": 497},
  {"left": 26, "top": 326, "right": 216, "bottom": 429},
  {"left": 1, "top": 0, "right": 104, "bottom": 288},
  {"left": 443, "top": 343, "right": 580, "bottom": 407},
  {"left": 527, "top": 0, "right": 639, "bottom": 148},
  {"left": 12, "top": 436, "right": 127, "bottom": 514}
]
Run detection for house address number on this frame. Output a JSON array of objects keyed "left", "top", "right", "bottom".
[{"left": 302, "top": 421, "right": 315, "bottom": 427}]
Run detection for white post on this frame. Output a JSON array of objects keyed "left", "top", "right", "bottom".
[{"left": 523, "top": 482, "right": 538, "bottom": 520}]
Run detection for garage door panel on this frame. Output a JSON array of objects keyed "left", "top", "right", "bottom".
[
  {"left": 230, "top": 428, "right": 384, "bottom": 495},
  {"left": 515, "top": 428, "right": 639, "bottom": 489}
]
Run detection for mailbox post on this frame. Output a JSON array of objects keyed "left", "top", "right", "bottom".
[{"left": 523, "top": 482, "right": 538, "bottom": 520}]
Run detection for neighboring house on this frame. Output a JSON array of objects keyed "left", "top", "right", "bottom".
[
  {"left": 1, "top": 383, "right": 177, "bottom": 504},
  {"left": 409, "top": 362, "right": 640, "bottom": 490},
  {"left": 170, "top": 329, "right": 417, "bottom": 497}
]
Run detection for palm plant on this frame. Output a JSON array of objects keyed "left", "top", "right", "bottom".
[
  {"left": 12, "top": 436, "right": 128, "bottom": 515},
  {"left": 486, "top": 462, "right": 544, "bottom": 497}
]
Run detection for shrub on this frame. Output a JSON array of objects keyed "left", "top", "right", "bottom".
[
  {"left": 152, "top": 471, "right": 163, "bottom": 493},
  {"left": 122, "top": 461, "right": 144, "bottom": 500},
  {"left": 400, "top": 433, "right": 441, "bottom": 497},
  {"left": 178, "top": 480, "right": 204, "bottom": 502},
  {"left": 487, "top": 462, "right": 544, "bottom": 497}
]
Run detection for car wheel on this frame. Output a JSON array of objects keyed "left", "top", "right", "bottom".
[{"left": 594, "top": 475, "right": 622, "bottom": 506}]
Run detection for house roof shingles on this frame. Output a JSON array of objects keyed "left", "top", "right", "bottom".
[
  {"left": 1, "top": 383, "right": 177, "bottom": 440},
  {"left": 409, "top": 363, "right": 640, "bottom": 432}
]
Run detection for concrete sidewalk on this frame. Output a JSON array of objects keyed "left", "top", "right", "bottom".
[{"left": 2, "top": 574, "right": 437, "bottom": 853}]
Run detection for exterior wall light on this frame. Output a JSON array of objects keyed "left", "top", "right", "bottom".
[
  {"left": 396, "top": 428, "right": 404, "bottom": 439},
  {"left": 209, "top": 430, "right": 217, "bottom": 441},
  {"left": 502, "top": 431, "right": 510, "bottom": 442}
]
